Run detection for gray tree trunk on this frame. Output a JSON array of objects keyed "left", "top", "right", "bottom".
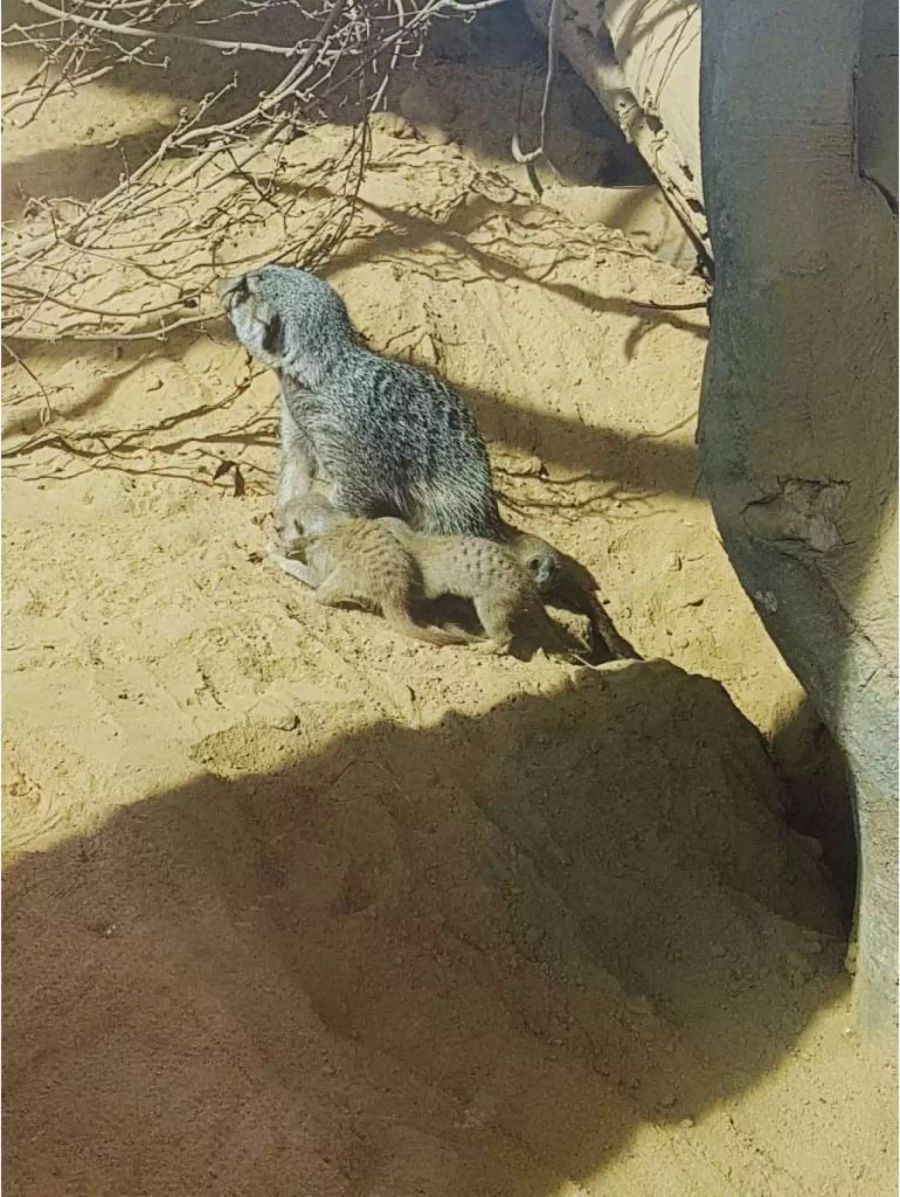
[{"left": 699, "top": 0, "right": 897, "bottom": 1042}]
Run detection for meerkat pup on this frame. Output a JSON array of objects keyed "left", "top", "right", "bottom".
[
  {"left": 276, "top": 499, "right": 636, "bottom": 662},
  {"left": 268, "top": 493, "right": 470, "bottom": 648},
  {"left": 375, "top": 516, "right": 560, "bottom": 655},
  {"left": 218, "top": 265, "right": 562, "bottom": 587},
  {"left": 272, "top": 494, "right": 573, "bottom": 657}
]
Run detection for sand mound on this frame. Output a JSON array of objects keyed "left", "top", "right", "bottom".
[
  {"left": 3, "top": 43, "right": 895, "bottom": 1197},
  {"left": 5, "top": 663, "right": 877, "bottom": 1195}
]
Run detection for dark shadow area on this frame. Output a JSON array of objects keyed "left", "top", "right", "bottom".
[
  {"left": 462, "top": 380, "right": 701, "bottom": 503},
  {"left": 397, "top": 5, "right": 655, "bottom": 189},
  {"left": 770, "top": 697, "right": 858, "bottom": 923},
  {"left": 4, "top": 661, "right": 847, "bottom": 1194}
]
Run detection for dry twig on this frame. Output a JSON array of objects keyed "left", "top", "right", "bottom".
[{"left": 3, "top": 0, "right": 504, "bottom": 348}]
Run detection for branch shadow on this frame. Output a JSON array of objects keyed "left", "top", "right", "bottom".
[
  {"left": 314, "top": 190, "right": 709, "bottom": 345},
  {"left": 3, "top": 660, "right": 847, "bottom": 1194},
  {"left": 3, "top": 353, "right": 701, "bottom": 501}
]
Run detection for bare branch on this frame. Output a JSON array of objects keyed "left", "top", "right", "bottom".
[
  {"left": 1, "top": 0, "right": 479, "bottom": 357},
  {"left": 19, "top": 0, "right": 304, "bottom": 57}
]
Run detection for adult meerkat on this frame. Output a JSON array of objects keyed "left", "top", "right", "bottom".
[
  {"left": 218, "top": 265, "right": 558, "bottom": 576},
  {"left": 270, "top": 494, "right": 575, "bottom": 657},
  {"left": 220, "top": 266, "right": 637, "bottom": 659}
]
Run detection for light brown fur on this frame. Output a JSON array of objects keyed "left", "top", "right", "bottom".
[
  {"left": 270, "top": 497, "right": 470, "bottom": 648},
  {"left": 376, "top": 517, "right": 556, "bottom": 655},
  {"left": 277, "top": 491, "right": 639, "bottom": 662},
  {"left": 271, "top": 494, "right": 572, "bottom": 656}
]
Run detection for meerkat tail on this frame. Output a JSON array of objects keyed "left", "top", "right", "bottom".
[{"left": 381, "top": 602, "right": 479, "bottom": 647}]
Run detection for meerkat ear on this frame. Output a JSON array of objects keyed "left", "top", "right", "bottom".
[{"left": 262, "top": 310, "right": 284, "bottom": 357}]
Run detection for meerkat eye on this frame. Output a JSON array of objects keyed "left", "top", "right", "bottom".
[
  {"left": 527, "top": 557, "right": 541, "bottom": 573},
  {"left": 262, "top": 311, "right": 284, "bottom": 356}
]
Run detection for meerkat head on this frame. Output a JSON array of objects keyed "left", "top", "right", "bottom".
[
  {"left": 510, "top": 531, "right": 564, "bottom": 594},
  {"left": 218, "top": 266, "right": 355, "bottom": 384},
  {"left": 275, "top": 492, "right": 342, "bottom": 546}
]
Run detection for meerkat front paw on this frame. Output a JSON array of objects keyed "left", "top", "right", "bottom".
[
  {"left": 472, "top": 637, "right": 512, "bottom": 656},
  {"left": 267, "top": 551, "right": 314, "bottom": 586}
]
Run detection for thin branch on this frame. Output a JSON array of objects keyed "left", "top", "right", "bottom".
[
  {"left": 511, "top": 0, "right": 559, "bottom": 187},
  {"left": 4, "top": 346, "right": 56, "bottom": 425},
  {"left": 20, "top": 0, "right": 304, "bottom": 56}
]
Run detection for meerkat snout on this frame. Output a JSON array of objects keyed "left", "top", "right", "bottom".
[
  {"left": 216, "top": 275, "right": 245, "bottom": 306},
  {"left": 505, "top": 530, "right": 564, "bottom": 594},
  {"left": 276, "top": 492, "right": 342, "bottom": 546}
]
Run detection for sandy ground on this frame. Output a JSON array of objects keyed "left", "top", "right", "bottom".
[{"left": 3, "top": 12, "right": 896, "bottom": 1196}]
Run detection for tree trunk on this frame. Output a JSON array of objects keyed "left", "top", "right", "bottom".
[{"left": 699, "top": 0, "right": 897, "bottom": 1042}]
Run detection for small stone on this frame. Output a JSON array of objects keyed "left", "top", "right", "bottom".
[
  {"left": 267, "top": 709, "right": 298, "bottom": 731},
  {"left": 666, "top": 552, "right": 683, "bottom": 571},
  {"left": 679, "top": 1117, "right": 695, "bottom": 1130}
]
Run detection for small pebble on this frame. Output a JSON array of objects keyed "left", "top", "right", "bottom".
[{"left": 267, "top": 709, "right": 299, "bottom": 731}]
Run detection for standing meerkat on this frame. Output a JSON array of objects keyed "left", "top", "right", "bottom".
[
  {"left": 220, "top": 266, "right": 638, "bottom": 659},
  {"left": 270, "top": 494, "right": 576, "bottom": 657},
  {"left": 218, "top": 265, "right": 559, "bottom": 580}
]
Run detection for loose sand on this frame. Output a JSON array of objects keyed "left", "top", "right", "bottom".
[{"left": 3, "top": 13, "right": 896, "bottom": 1195}]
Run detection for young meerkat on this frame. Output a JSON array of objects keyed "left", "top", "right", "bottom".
[
  {"left": 270, "top": 494, "right": 573, "bottom": 657},
  {"left": 270, "top": 494, "right": 471, "bottom": 648},
  {"left": 375, "top": 516, "right": 564, "bottom": 656}
]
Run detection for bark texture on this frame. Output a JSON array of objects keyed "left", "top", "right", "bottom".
[
  {"left": 519, "top": 0, "right": 708, "bottom": 260},
  {"left": 699, "top": 0, "right": 898, "bottom": 1041}
]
